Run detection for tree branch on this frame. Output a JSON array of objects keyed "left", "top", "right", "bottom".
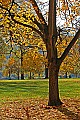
[
  {"left": 23, "top": 14, "right": 44, "bottom": 32},
  {"left": 0, "top": 25, "right": 3, "bottom": 27},
  {"left": 0, "top": 5, "right": 8, "bottom": 11},
  {"left": 10, "top": 14, "right": 44, "bottom": 38},
  {"left": 30, "top": 0, "right": 47, "bottom": 26},
  {"left": 0, "top": 2, "right": 47, "bottom": 42},
  {"left": 31, "top": 17, "right": 44, "bottom": 32},
  {"left": 59, "top": 29, "right": 80, "bottom": 65},
  {"left": 9, "top": 0, "right": 15, "bottom": 11}
]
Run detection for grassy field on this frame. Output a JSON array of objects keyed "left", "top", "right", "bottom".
[{"left": 0, "top": 78, "right": 80, "bottom": 102}]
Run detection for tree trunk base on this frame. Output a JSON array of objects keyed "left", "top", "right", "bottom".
[{"left": 48, "top": 99, "right": 63, "bottom": 106}]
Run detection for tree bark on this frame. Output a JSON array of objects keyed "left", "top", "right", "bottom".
[
  {"left": 47, "top": 0, "right": 62, "bottom": 106},
  {"left": 17, "top": 66, "right": 19, "bottom": 80},
  {"left": 65, "top": 72, "right": 68, "bottom": 78},
  {"left": 21, "top": 48, "right": 24, "bottom": 80},
  {"left": 48, "top": 60, "right": 62, "bottom": 106},
  {"left": 29, "top": 72, "right": 31, "bottom": 79},
  {"left": 21, "top": 73, "right": 24, "bottom": 79},
  {"left": 9, "top": 69, "right": 11, "bottom": 79},
  {"left": 45, "top": 67, "right": 48, "bottom": 79}
]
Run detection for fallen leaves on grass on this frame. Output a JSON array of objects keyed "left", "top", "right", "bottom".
[{"left": 0, "top": 98, "right": 80, "bottom": 120}]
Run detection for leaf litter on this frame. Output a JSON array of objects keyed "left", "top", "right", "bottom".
[{"left": 0, "top": 98, "right": 80, "bottom": 120}]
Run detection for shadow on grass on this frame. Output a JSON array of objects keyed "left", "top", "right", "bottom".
[{"left": 58, "top": 106, "right": 80, "bottom": 120}]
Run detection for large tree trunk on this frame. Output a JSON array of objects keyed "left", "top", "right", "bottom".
[
  {"left": 48, "top": 60, "right": 62, "bottom": 106},
  {"left": 47, "top": 0, "right": 62, "bottom": 106}
]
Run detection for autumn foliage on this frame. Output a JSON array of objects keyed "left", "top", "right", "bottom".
[{"left": 0, "top": 0, "right": 80, "bottom": 106}]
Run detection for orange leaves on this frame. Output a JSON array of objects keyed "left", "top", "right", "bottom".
[
  {"left": 8, "top": 57, "right": 15, "bottom": 65},
  {"left": 0, "top": 98, "right": 80, "bottom": 120},
  {"left": 62, "top": 4, "right": 68, "bottom": 11},
  {"left": 71, "top": 6, "right": 76, "bottom": 11},
  {"left": 57, "top": 0, "right": 79, "bottom": 29},
  {"left": 0, "top": 0, "right": 11, "bottom": 6},
  {"left": 6, "top": 57, "right": 15, "bottom": 68}
]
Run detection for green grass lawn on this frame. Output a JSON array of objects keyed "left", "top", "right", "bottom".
[{"left": 0, "top": 78, "right": 80, "bottom": 102}]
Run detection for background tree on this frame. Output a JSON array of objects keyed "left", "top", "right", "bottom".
[
  {"left": 23, "top": 47, "right": 47, "bottom": 79},
  {"left": 0, "top": 0, "right": 80, "bottom": 106},
  {"left": 0, "top": 37, "right": 8, "bottom": 69},
  {"left": 58, "top": 38, "right": 80, "bottom": 78},
  {"left": 3, "top": 56, "right": 15, "bottom": 79},
  {"left": 3, "top": 55, "right": 21, "bottom": 79},
  {"left": 69, "top": 40, "right": 80, "bottom": 77},
  {"left": 0, "top": 55, "right": 6, "bottom": 69},
  {"left": 0, "top": 0, "right": 47, "bottom": 79}
]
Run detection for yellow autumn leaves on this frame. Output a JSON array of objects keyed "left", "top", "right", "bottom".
[
  {"left": 0, "top": 0, "right": 48, "bottom": 77},
  {"left": 23, "top": 48, "right": 47, "bottom": 73},
  {"left": 0, "top": 0, "right": 79, "bottom": 78}
]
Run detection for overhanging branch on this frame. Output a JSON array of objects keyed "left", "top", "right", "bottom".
[
  {"left": 31, "top": 17, "right": 44, "bottom": 32},
  {"left": 0, "top": 4, "right": 44, "bottom": 38},
  {"left": 0, "top": 2, "right": 46, "bottom": 42},
  {"left": 30, "top": 0, "right": 47, "bottom": 26},
  {"left": 23, "top": 14, "right": 44, "bottom": 32},
  {"left": 11, "top": 15, "right": 44, "bottom": 38}
]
